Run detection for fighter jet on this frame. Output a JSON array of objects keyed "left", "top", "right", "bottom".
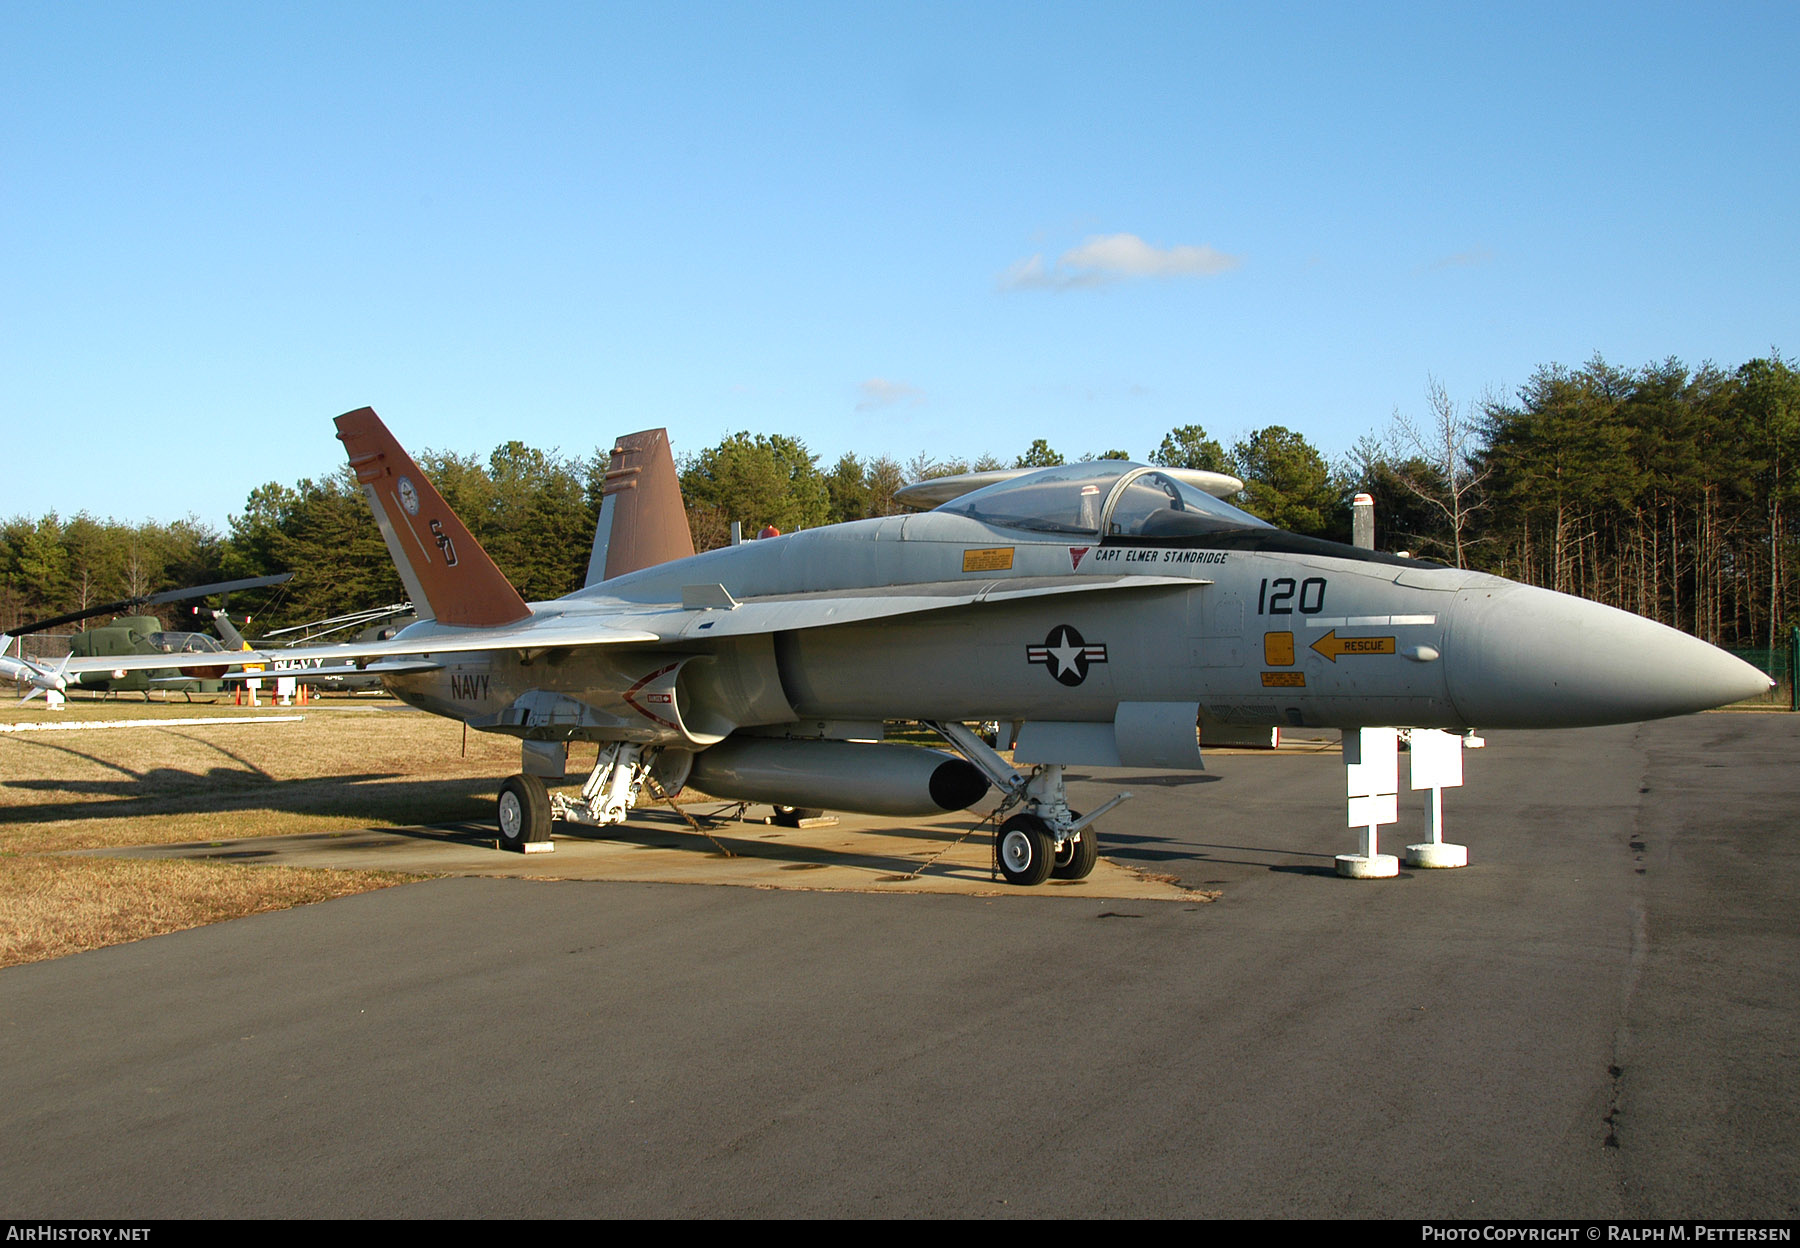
[{"left": 53, "top": 408, "right": 1772, "bottom": 885}]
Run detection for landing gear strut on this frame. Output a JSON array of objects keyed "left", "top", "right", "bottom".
[
  {"left": 1052, "top": 810, "right": 1098, "bottom": 881},
  {"left": 549, "top": 743, "right": 650, "bottom": 828}
]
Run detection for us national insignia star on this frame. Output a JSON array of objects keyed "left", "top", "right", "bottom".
[{"left": 1027, "top": 624, "right": 1108, "bottom": 687}]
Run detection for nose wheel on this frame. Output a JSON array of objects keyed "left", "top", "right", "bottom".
[
  {"left": 1052, "top": 813, "right": 1097, "bottom": 880},
  {"left": 996, "top": 814, "right": 1054, "bottom": 886}
]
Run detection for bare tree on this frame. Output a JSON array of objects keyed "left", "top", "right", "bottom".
[
  {"left": 123, "top": 545, "right": 149, "bottom": 602},
  {"left": 1389, "top": 377, "right": 1492, "bottom": 568}
]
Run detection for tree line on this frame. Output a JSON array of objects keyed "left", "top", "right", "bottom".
[
  {"left": 1368, "top": 354, "right": 1800, "bottom": 652},
  {"left": 3, "top": 350, "right": 1793, "bottom": 651}
]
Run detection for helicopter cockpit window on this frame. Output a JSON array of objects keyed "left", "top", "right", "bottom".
[
  {"left": 146, "top": 632, "right": 224, "bottom": 655},
  {"left": 1100, "top": 470, "right": 1272, "bottom": 539},
  {"left": 937, "top": 463, "right": 1131, "bottom": 535}
]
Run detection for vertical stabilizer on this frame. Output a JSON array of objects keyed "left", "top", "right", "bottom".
[
  {"left": 335, "top": 408, "right": 533, "bottom": 628},
  {"left": 586, "top": 429, "right": 696, "bottom": 586}
]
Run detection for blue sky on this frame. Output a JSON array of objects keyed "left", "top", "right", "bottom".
[{"left": 4, "top": 1, "right": 1795, "bottom": 531}]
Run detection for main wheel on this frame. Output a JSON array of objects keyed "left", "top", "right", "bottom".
[
  {"left": 996, "top": 814, "right": 1054, "bottom": 887},
  {"left": 1052, "top": 815, "right": 1099, "bottom": 881},
  {"left": 771, "top": 805, "right": 825, "bottom": 828},
  {"left": 497, "top": 774, "right": 552, "bottom": 849}
]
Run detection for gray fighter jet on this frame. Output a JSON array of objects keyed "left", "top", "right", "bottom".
[{"left": 56, "top": 409, "right": 1772, "bottom": 885}]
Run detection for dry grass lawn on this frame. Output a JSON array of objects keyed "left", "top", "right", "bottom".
[
  {"left": 0, "top": 854, "right": 405, "bottom": 968},
  {"left": 0, "top": 695, "right": 537, "bottom": 967}
]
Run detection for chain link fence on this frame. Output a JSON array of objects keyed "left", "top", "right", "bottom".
[
  {"left": 1723, "top": 629, "right": 1798, "bottom": 709},
  {"left": 10, "top": 634, "right": 73, "bottom": 663}
]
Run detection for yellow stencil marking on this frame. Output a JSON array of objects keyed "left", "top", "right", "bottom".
[
  {"left": 962, "top": 547, "right": 1015, "bottom": 573},
  {"left": 1310, "top": 630, "right": 1397, "bottom": 662}
]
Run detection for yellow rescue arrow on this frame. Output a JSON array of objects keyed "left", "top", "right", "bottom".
[{"left": 1310, "top": 630, "right": 1397, "bottom": 662}]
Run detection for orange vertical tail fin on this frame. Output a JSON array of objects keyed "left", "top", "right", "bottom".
[
  {"left": 585, "top": 428, "right": 696, "bottom": 585},
  {"left": 335, "top": 408, "right": 532, "bottom": 628}
]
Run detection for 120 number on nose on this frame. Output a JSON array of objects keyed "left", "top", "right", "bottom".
[{"left": 1258, "top": 577, "right": 1326, "bottom": 615}]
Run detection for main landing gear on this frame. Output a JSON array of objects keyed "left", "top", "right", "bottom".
[
  {"left": 925, "top": 721, "right": 1128, "bottom": 887},
  {"left": 496, "top": 742, "right": 692, "bottom": 850}
]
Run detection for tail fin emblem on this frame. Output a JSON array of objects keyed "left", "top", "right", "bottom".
[
  {"left": 398, "top": 478, "right": 421, "bottom": 516},
  {"left": 429, "top": 519, "right": 459, "bottom": 566}
]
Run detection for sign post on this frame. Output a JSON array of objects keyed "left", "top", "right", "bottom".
[
  {"left": 1404, "top": 729, "right": 1469, "bottom": 868},
  {"left": 1338, "top": 726, "right": 1400, "bottom": 879}
]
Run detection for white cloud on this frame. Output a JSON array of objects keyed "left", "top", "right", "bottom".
[
  {"left": 999, "top": 232, "right": 1242, "bottom": 291},
  {"left": 856, "top": 377, "right": 925, "bottom": 412},
  {"left": 1429, "top": 247, "right": 1494, "bottom": 270}
]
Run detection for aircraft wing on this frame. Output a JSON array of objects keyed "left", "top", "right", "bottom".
[
  {"left": 52, "top": 616, "right": 665, "bottom": 677},
  {"left": 222, "top": 660, "right": 444, "bottom": 681},
  {"left": 54, "top": 575, "right": 1199, "bottom": 676},
  {"left": 608, "top": 573, "right": 1204, "bottom": 640}
]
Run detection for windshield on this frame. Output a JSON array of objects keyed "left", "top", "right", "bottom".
[
  {"left": 939, "top": 463, "right": 1134, "bottom": 535},
  {"left": 1101, "top": 469, "right": 1271, "bottom": 538},
  {"left": 146, "top": 631, "right": 224, "bottom": 655}
]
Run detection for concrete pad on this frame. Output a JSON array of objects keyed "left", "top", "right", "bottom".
[{"left": 76, "top": 805, "right": 1206, "bottom": 901}]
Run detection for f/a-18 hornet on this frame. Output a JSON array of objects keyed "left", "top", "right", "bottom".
[{"left": 52, "top": 409, "right": 1772, "bottom": 885}]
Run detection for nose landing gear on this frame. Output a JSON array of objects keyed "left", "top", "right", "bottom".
[
  {"left": 926, "top": 721, "right": 1128, "bottom": 887},
  {"left": 1052, "top": 813, "right": 1099, "bottom": 881}
]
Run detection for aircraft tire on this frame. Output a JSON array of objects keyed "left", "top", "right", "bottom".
[
  {"left": 996, "top": 814, "right": 1054, "bottom": 887},
  {"left": 497, "top": 774, "right": 551, "bottom": 848},
  {"left": 1051, "top": 815, "right": 1098, "bottom": 881},
  {"left": 771, "top": 805, "right": 825, "bottom": 828}
]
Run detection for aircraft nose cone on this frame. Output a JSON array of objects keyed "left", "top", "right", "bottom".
[{"left": 1445, "top": 583, "right": 1772, "bottom": 729}]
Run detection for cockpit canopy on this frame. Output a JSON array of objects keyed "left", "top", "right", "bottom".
[
  {"left": 145, "top": 631, "right": 225, "bottom": 655},
  {"left": 938, "top": 462, "right": 1272, "bottom": 538}
]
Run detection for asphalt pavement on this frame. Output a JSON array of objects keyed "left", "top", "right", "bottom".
[{"left": 2, "top": 714, "right": 1794, "bottom": 1218}]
